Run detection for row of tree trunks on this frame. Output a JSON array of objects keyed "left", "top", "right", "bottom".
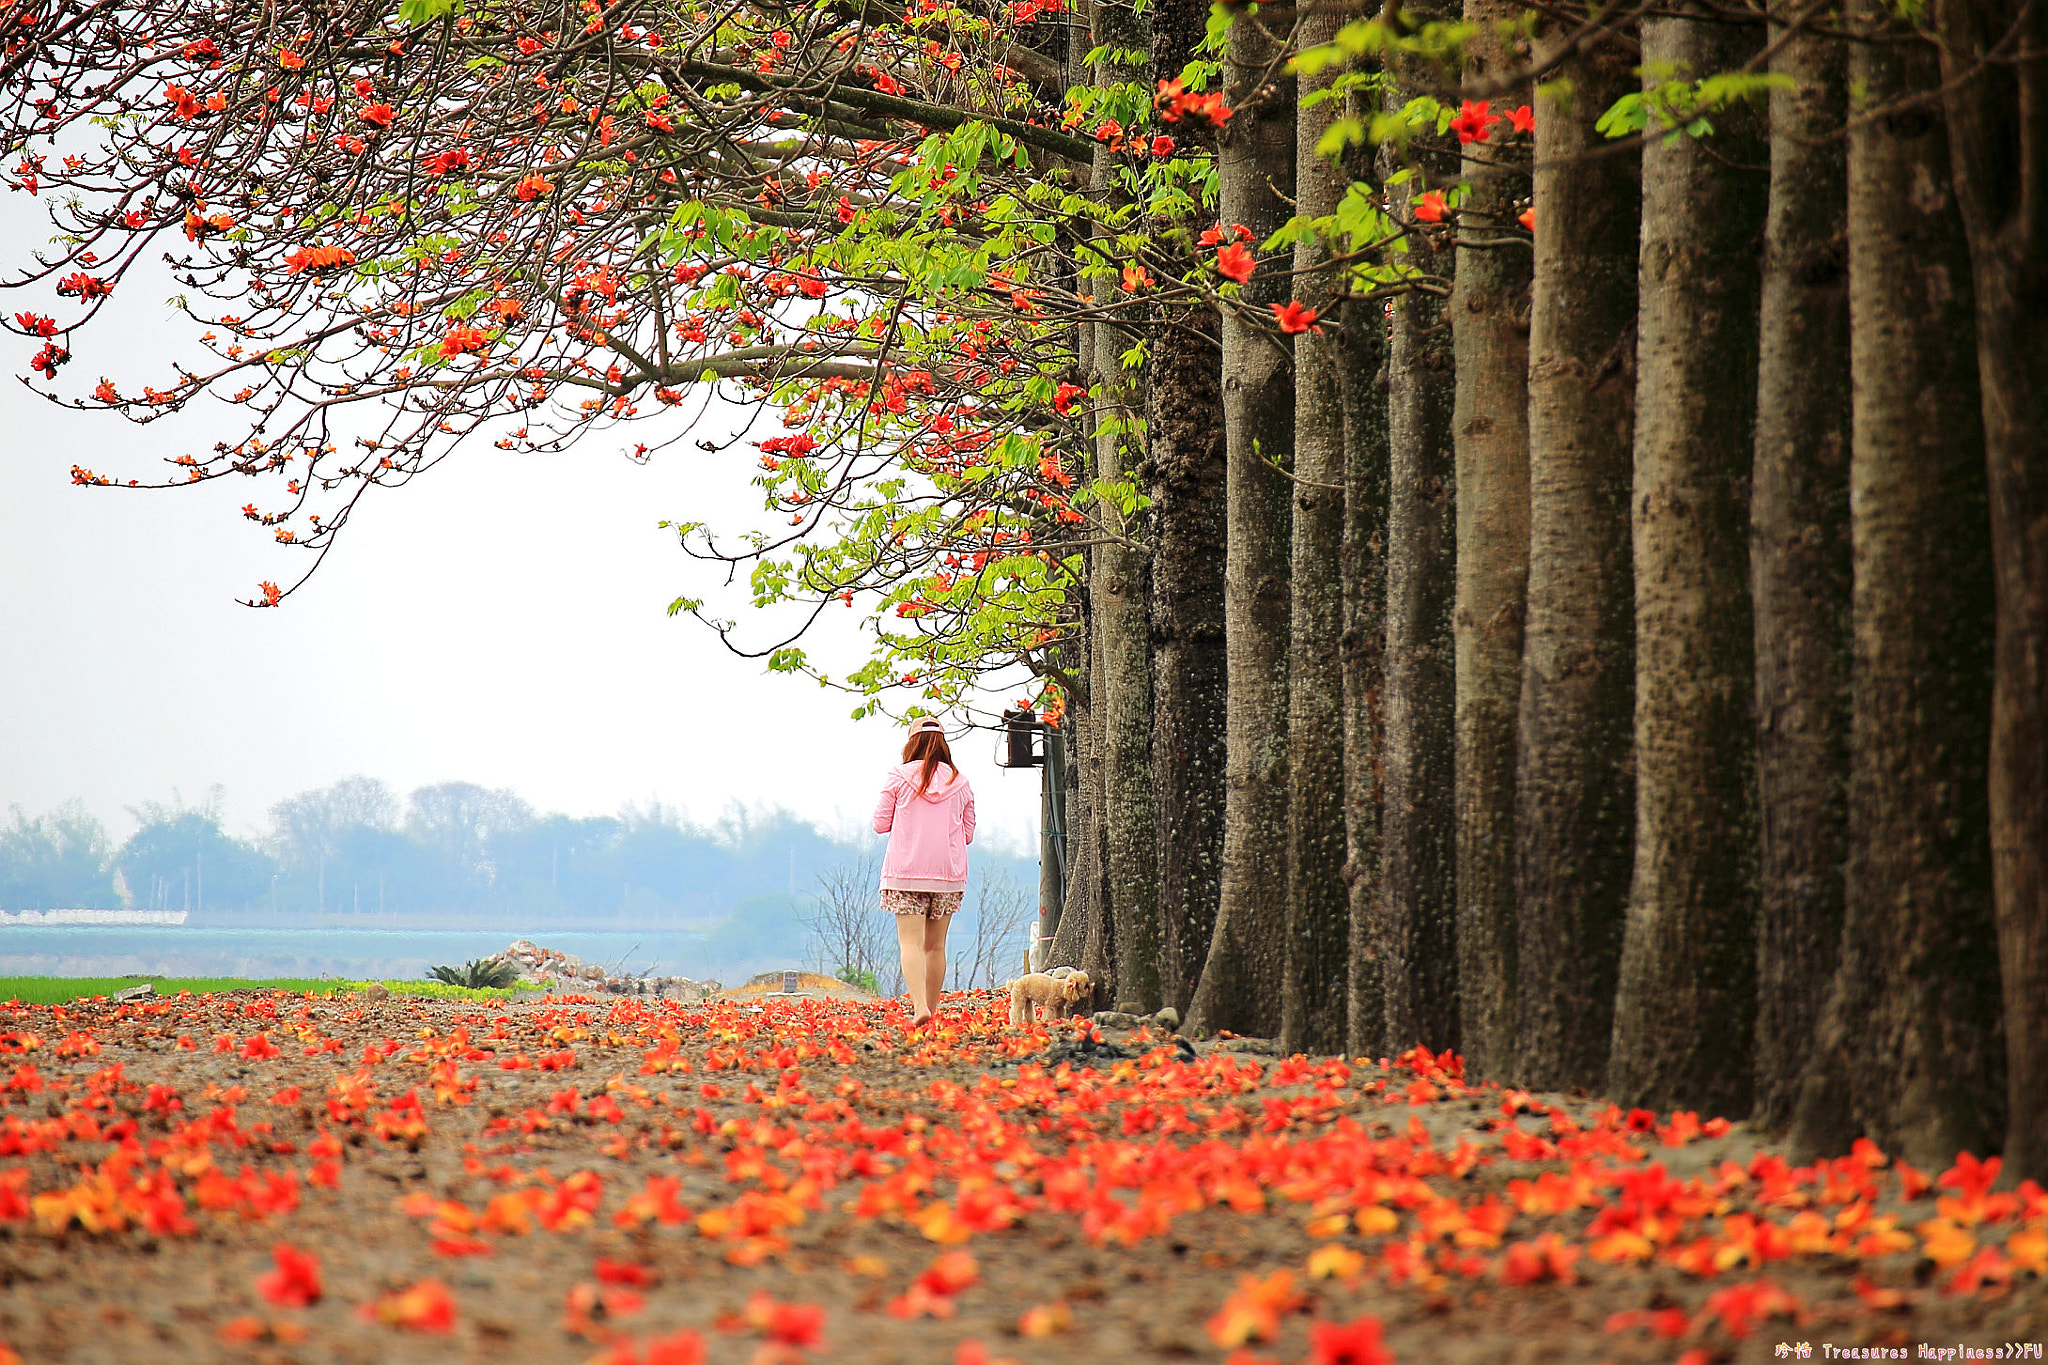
[
  {"left": 1281, "top": 0, "right": 1352, "bottom": 1056},
  {"left": 1449, "top": 0, "right": 1531, "bottom": 1083},
  {"left": 1748, "top": 19, "right": 1851, "bottom": 1134},
  {"left": 1185, "top": 7, "right": 1296, "bottom": 1039},
  {"left": 1513, "top": 21, "right": 1640, "bottom": 1091},
  {"left": 1791, "top": 2, "right": 2003, "bottom": 1169},
  {"left": 1934, "top": 0, "right": 2048, "bottom": 1184},
  {"left": 1145, "top": 0, "right": 1230, "bottom": 1021},
  {"left": 1608, "top": 3, "right": 1767, "bottom": 1114}
]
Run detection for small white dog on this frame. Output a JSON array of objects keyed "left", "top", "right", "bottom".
[{"left": 1006, "top": 969, "right": 1093, "bottom": 1027}]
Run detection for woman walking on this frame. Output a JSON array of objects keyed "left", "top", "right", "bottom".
[{"left": 872, "top": 717, "right": 976, "bottom": 1026}]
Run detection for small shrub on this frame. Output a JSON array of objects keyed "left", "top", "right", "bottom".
[
  {"left": 427, "top": 958, "right": 521, "bottom": 990},
  {"left": 836, "top": 964, "right": 879, "bottom": 993}
]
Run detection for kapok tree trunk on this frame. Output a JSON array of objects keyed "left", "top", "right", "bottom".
[
  {"left": 1185, "top": 7, "right": 1296, "bottom": 1039},
  {"left": 1096, "top": 365, "right": 1161, "bottom": 1013},
  {"left": 1051, "top": 573, "right": 1114, "bottom": 1011},
  {"left": 1608, "top": 5, "right": 1767, "bottom": 1116},
  {"left": 1382, "top": 133, "right": 1459, "bottom": 1059},
  {"left": 1146, "top": 0, "right": 1229, "bottom": 1022},
  {"left": 1339, "top": 293, "right": 1391, "bottom": 1058},
  {"left": 1282, "top": 0, "right": 1352, "bottom": 1057},
  {"left": 1514, "top": 22, "right": 1640, "bottom": 1092},
  {"left": 1749, "top": 20, "right": 1851, "bottom": 1135},
  {"left": 1079, "top": 609, "right": 1117, "bottom": 1011},
  {"left": 1449, "top": 0, "right": 1530, "bottom": 1080},
  {"left": 1936, "top": 0, "right": 2048, "bottom": 1182},
  {"left": 1091, "top": 0, "right": 1161, "bottom": 1016},
  {"left": 1791, "top": 9, "right": 2004, "bottom": 1169}
]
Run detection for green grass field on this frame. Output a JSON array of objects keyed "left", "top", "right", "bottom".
[{"left": 0, "top": 976, "right": 530, "bottom": 1005}]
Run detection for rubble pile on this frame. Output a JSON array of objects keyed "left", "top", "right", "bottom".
[{"left": 497, "top": 940, "right": 718, "bottom": 1000}]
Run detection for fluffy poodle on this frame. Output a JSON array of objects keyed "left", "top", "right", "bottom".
[{"left": 1007, "top": 969, "right": 1093, "bottom": 1027}]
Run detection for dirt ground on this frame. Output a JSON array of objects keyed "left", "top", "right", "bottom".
[{"left": 0, "top": 988, "right": 2042, "bottom": 1365}]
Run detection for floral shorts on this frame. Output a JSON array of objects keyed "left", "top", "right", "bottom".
[{"left": 882, "top": 889, "right": 963, "bottom": 919}]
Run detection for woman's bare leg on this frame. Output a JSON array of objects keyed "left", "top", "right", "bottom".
[
  {"left": 922, "top": 914, "right": 951, "bottom": 1016},
  {"left": 895, "top": 913, "right": 931, "bottom": 1021}
]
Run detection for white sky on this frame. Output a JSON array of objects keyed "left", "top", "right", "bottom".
[{"left": 0, "top": 212, "right": 1041, "bottom": 852}]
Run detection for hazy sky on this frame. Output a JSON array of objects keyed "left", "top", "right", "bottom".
[{"left": 0, "top": 215, "right": 1041, "bottom": 851}]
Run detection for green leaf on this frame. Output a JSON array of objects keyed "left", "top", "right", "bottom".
[
  {"left": 397, "top": 0, "right": 459, "bottom": 26},
  {"left": 1315, "top": 116, "right": 1365, "bottom": 159}
]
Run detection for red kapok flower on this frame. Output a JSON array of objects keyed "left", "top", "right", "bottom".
[
  {"left": 1215, "top": 242, "right": 1256, "bottom": 283},
  {"left": 1412, "top": 191, "right": 1448, "bottom": 223},
  {"left": 1508, "top": 104, "right": 1535, "bottom": 134},
  {"left": 1052, "top": 382, "right": 1086, "bottom": 415},
  {"left": 283, "top": 244, "right": 356, "bottom": 274},
  {"left": 359, "top": 1279, "right": 458, "bottom": 1333},
  {"left": 359, "top": 102, "right": 395, "bottom": 128},
  {"left": 257, "top": 1244, "right": 323, "bottom": 1308},
  {"left": 1308, "top": 1314, "right": 1392, "bottom": 1365},
  {"left": 1450, "top": 99, "right": 1496, "bottom": 144},
  {"left": 514, "top": 172, "right": 554, "bottom": 201},
  {"left": 1150, "top": 135, "right": 1174, "bottom": 156},
  {"left": 1271, "top": 301, "right": 1320, "bottom": 334}
]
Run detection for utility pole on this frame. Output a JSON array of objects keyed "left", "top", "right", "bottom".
[{"left": 997, "top": 709, "right": 1067, "bottom": 971}]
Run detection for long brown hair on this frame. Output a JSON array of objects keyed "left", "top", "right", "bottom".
[{"left": 901, "top": 729, "right": 956, "bottom": 796}]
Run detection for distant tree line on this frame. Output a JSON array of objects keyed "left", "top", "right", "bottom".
[{"left": 0, "top": 780, "right": 1034, "bottom": 929}]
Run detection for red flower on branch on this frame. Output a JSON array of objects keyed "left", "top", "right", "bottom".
[
  {"left": 55, "top": 272, "right": 111, "bottom": 299},
  {"left": 438, "top": 324, "right": 491, "bottom": 359},
  {"left": 1215, "top": 242, "right": 1256, "bottom": 283},
  {"left": 1271, "top": 301, "right": 1320, "bottom": 334},
  {"left": 283, "top": 245, "right": 356, "bottom": 274},
  {"left": 1508, "top": 104, "right": 1535, "bottom": 134},
  {"left": 1413, "top": 191, "right": 1448, "bottom": 223},
  {"left": 514, "top": 172, "right": 554, "bottom": 200},
  {"left": 359, "top": 102, "right": 395, "bottom": 129},
  {"left": 1450, "top": 99, "right": 1497, "bottom": 144}
]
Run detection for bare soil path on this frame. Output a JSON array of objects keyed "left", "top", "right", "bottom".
[{"left": 0, "top": 989, "right": 2041, "bottom": 1364}]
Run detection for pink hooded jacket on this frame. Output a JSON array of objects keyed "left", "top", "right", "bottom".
[{"left": 872, "top": 760, "right": 976, "bottom": 893}]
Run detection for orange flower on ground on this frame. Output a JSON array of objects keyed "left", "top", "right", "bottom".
[
  {"left": 1205, "top": 1270, "right": 1303, "bottom": 1347},
  {"left": 1308, "top": 1314, "right": 1392, "bottom": 1365},
  {"left": 1017, "top": 1301, "right": 1074, "bottom": 1337},
  {"left": 954, "top": 1340, "right": 1022, "bottom": 1365},
  {"left": 256, "top": 1243, "right": 322, "bottom": 1307},
  {"left": 359, "top": 1278, "right": 458, "bottom": 1333}
]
